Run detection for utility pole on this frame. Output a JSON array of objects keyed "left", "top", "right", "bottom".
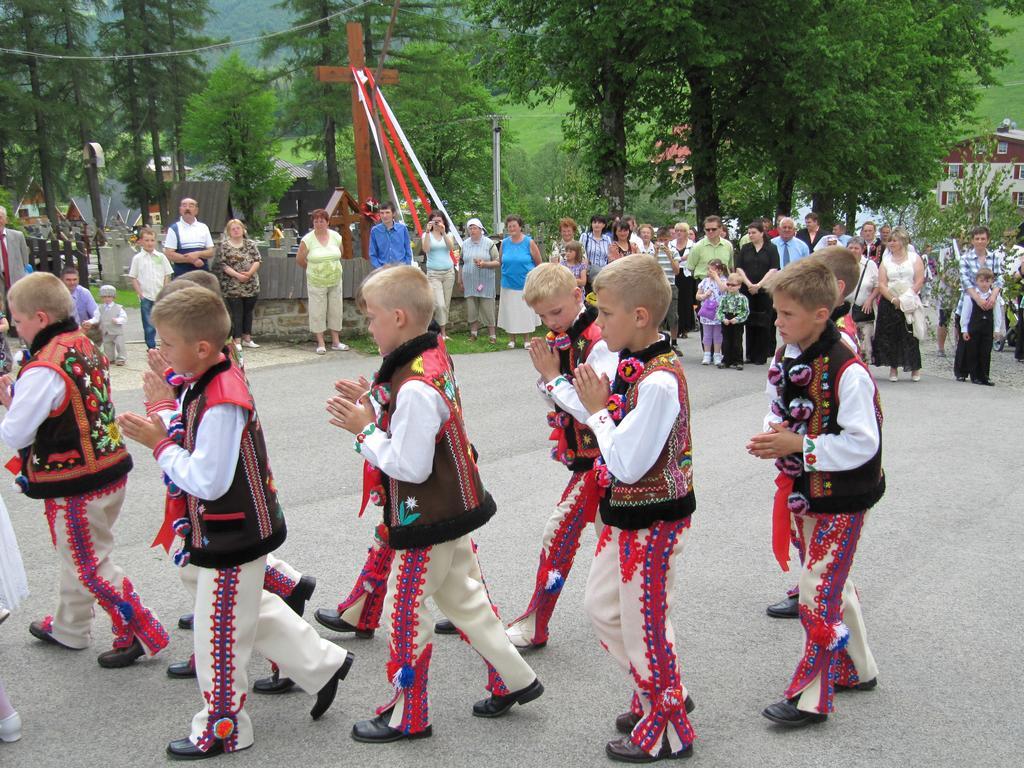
[{"left": 491, "top": 114, "right": 503, "bottom": 234}]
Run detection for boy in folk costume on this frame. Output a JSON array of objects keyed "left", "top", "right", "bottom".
[
  {"left": 573, "top": 257, "right": 697, "bottom": 763},
  {"left": 149, "top": 277, "right": 320, "bottom": 695},
  {"left": 0, "top": 273, "right": 168, "bottom": 667},
  {"left": 504, "top": 263, "right": 617, "bottom": 649},
  {"left": 327, "top": 266, "right": 542, "bottom": 743},
  {"left": 748, "top": 259, "right": 882, "bottom": 728},
  {"left": 118, "top": 286, "right": 351, "bottom": 759},
  {"left": 765, "top": 246, "right": 863, "bottom": 620}
]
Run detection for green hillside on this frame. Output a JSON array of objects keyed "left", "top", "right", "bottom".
[{"left": 968, "top": 10, "right": 1024, "bottom": 133}]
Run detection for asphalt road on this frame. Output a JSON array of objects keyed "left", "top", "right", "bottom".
[{"left": 0, "top": 333, "right": 1020, "bottom": 767}]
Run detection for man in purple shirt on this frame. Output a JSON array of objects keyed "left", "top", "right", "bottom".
[
  {"left": 368, "top": 202, "right": 413, "bottom": 268},
  {"left": 61, "top": 265, "right": 98, "bottom": 325}
]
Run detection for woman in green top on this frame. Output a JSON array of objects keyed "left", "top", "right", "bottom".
[{"left": 296, "top": 208, "right": 349, "bottom": 354}]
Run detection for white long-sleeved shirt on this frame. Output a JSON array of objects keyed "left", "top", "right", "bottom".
[
  {"left": 763, "top": 344, "right": 880, "bottom": 473},
  {"left": 153, "top": 395, "right": 247, "bottom": 501},
  {"left": 585, "top": 371, "right": 680, "bottom": 485},
  {"left": 959, "top": 288, "right": 993, "bottom": 333},
  {"left": 537, "top": 337, "right": 619, "bottom": 423},
  {"left": 357, "top": 380, "right": 449, "bottom": 485},
  {"left": 0, "top": 367, "right": 67, "bottom": 450}
]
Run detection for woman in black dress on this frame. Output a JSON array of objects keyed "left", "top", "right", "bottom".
[
  {"left": 735, "top": 220, "right": 780, "bottom": 364},
  {"left": 672, "top": 222, "right": 696, "bottom": 337}
]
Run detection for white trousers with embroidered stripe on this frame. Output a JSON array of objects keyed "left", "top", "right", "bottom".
[
  {"left": 381, "top": 534, "right": 536, "bottom": 732},
  {"left": 508, "top": 471, "right": 601, "bottom": 644},
  {"left": 584, "top": 520, "right": 695, "bottom": 756},
  {"left": 46, "top": 480, "right": 167, "bottom": 655},
  {"left": 188, "top": 556, "right": 348, "bottom": 752},
  {"left": 788, "top": 511, "right": 877, "bottom": 714}
]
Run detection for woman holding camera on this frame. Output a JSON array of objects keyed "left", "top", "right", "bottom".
[{"left": 421, "top": 212, "right": 458, "bottom": 339}]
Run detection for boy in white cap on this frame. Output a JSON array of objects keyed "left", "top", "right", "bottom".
[{"left": 84, "top": 285, "right": 128, "bottom": 366}]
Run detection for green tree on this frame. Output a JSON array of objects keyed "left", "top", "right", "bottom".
[
  {"left": 384, "top": 41, "right": 502, "bottom": 222},
  {"left": 182, "top": 53, "right": 291, "bottom": 227},
  {"left": 468, "top": 0, "right": 684, "bottom": 215}
]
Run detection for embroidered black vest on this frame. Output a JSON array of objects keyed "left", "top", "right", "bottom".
[
  {"left": 774, "top": 324, "right": 885, "bottom": 514},
  {"left": 18, "top": 320, "right": 132, "bottom": 499},
  {"left": 181, "top": 358, "right": 286, "bottom": 567},
  {"left": 600, "top": 336, "right": 696, "bottom": 530},
  {"left": 372, "top": 333, "right": 495, "bottom": 549},
  {"left": 548, "top": 304, "right": 603, "bottom": 471}
]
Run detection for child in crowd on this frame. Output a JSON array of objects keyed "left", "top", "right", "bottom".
[
  {"left": 560, "top": 240, "right": 589, "bottom": 289},
  {"left": 717, "top": 272, "right": 750, "bottom": 369},
  {"left": 655, "top": 227, "right": 681, "bottom": 353},
  {"left": 696, "top": 258, "right": 727, "bottom": 365},
  {"left": 129, "top": 226, "right": 174, "bottom": 350},
  {"left": 118, "top": 286, "right": 350, "bottom": 758},
  {"left": 574, "top": 255, "right": 697, "bottom": 762},
  {"left": 747, "top": 258, "right": 882, "bottom": 728},
  {"left": 0, "top": 273, "right": 168, "bottom": 668},
  {"left": 84, "top": 285, "right": 127, "bottom": 366},
  {"left": 326, "top": 265, "right": 541, "bottom": 743},
  {"left": 503, "top": 263, "right": 617, "bottom": 650},
  {"left": 0, "top": 487, "right": 29, "bottom": 743},
  {"left": 959, "top": 267, "right": 996, "bottom": 386}
]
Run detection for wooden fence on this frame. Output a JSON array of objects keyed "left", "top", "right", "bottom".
[{"left": 255, "top": 247, "right": 374, "bottom": 300}]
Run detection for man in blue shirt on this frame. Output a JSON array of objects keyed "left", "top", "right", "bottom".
[
  {"left": 771, "top": 217, "right": 811, "bottom": 268},
  {"left": 368, "top": 202, "right": 413, "bottom": 268}
]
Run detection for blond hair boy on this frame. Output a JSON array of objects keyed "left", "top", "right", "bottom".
[
  {"left": 502, "top": 263, "right": 617, "bottom": 650},
  {"left": 325, "top": 263, "right": 542, "bottom": 742},
  {"left": 748, "top": 257, "right": 883, "bottom": 728},
  {"left": 573, "top": 255, "right": 698, "bottom": 760},
  {"left": 0, "top": 272, "right": 168, "bottom": 668},
  {"left": 118, "top": 285, "right": 350, "bottom": 758}
]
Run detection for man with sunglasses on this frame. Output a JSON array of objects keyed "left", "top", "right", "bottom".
[{"left": 687, "top": 215, "right": 734, "bottom": 282}]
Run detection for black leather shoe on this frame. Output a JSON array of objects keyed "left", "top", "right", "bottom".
[
  {"left": 178, "top": 613, "right": 194, "bottom": 631},
  {"left": 472, "top": 678, "right": 543, "bottom": 718},
  {"left": 836, "top": 677, "right": 877, "bottom": 692},
  {"left": 766, "top": 594, "right": 799, "bottom": 619},
  {"left": 606, "top": 736, "right": 692, "bottom": 762},
  {"left": 956, "top": 376, "right": 966, "bottom": 382},
  {"left": 761, "top": 699, "right": 827, "bottom": 727},
  {"left": 253, "top": 668, "right": 296, "bottom": 694},
  {"left": 97, "top": 637, "right": 145, "bottom": 668},
  {"left": 166, "top": 737, "right": 226, "bottom": 760},
  {"left": 167, "top": 657, "right": 197, "bottom": 679},
  {"left": 434, "top": 619, "right": 458, "bottom": 635},
  {"left": 314, "top": 608, "right": 374, "bottom": 638},
  {"left": 310, "top": 652, "right": 355, "bottom": 720},
  {"left": 351, "top": 713, "right": 433, "bottom": 743},
  {"left": 283, "top": 575, "right": 317, "bottom": 617},
  {"left": 28, "top": 620, "right": 80, "bottom": 650},
  {"left": 616, "top": 695, "right": 695, "bottom": 734}
]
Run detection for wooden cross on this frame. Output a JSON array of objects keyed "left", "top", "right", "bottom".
[{"left": 315, "top": 22, "right": 399, "bottom": 260}]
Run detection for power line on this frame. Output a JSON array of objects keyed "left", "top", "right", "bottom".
[{"left": 0, "top": 1, "right": 375, "bottom": 62}]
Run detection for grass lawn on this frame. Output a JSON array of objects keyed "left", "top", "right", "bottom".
[
  {"left": 500, "top": 93, "right": 571, "bottom": 155},
  {"left": 970, "top": 10, "right": 1024, "bottom": 133},
  {"left": 90, "top": 285, "right": 140, "bottom": 309},
  {"left": 342, "top": 329, "right": 543, "bottom": 356},
  {"left": 278, "top": 137, "right": 319, "bottom": 164}
]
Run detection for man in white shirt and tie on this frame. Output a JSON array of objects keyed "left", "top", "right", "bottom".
[{"left": 771, "top": 217, "right": 811, "bottom": 269}]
